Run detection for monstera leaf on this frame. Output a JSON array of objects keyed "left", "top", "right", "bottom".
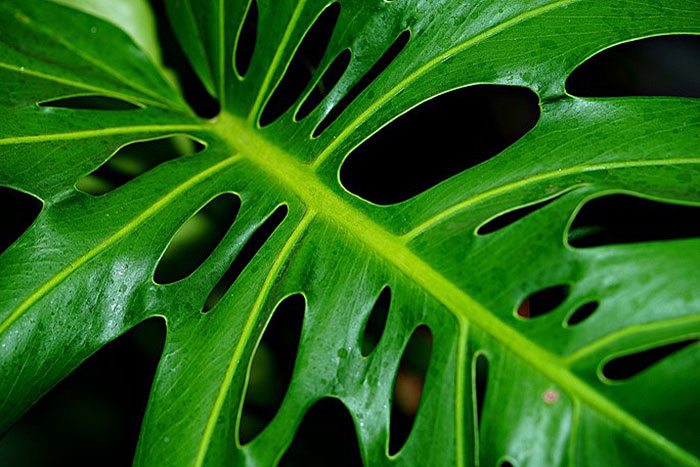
[{"left": 1, "top": 0, "right": 699, "bottom": 465}]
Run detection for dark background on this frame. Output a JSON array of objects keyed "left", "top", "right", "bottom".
[{"left": 0, "top": 2, "right": 698, "bottom": 465}]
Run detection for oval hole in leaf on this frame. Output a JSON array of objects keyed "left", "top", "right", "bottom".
[
  {"left": 360, "top": 285, "right": 391, "bottom": 356},
  {"left": 38, "top": 95, "right": 141, "bottom": 110},
  {"left": 517, "top": 285, "right": 569, "bottom": 319},
  {"left": 202, "top": 205, "right": 288, "bottom": 312},
  {"left": 0, "top": 318, "right": 165, "bottom": 466},
  {"left": 566, "top": 35, "right": 700, "bottom": 98},
  {"left": 602, "top": 339, "right": 698, "bottom": 381},
  {"left": 234, "top": 0, "right": 258, "bottom": 78},
  {"left": 500, "top": 461, "right": 515, "bottom": 467},
  {"left": 75, "top": 136, "right": 205, "bottom": 196},
  {"left": 295, "top": 49, "right": 351, "bottom": 122},
  {"left": 568, "top": 194, "right": 700, "bottom": 248},
  {"left": 313, "top": 29, "right": 410, "bottom": 138},
  {"left": 390, "top": 324, "right": 432, "bottom": 455},
  {"left": 259, "top": 3, "right": 341, "bottom": 126},
  {"left": 477, "top": 192, "right": 564, "bottom": 235},
  {"left": 279, "top": 398, "right": 362, "bottom": 466},
  {"left": 340, "top": 85, "right": 540, "bottom": 205},
  {"left": 565, "top": 301, "right": 599, "bottom": 327},
  {"left": 239, "top": 294, "right": 305, "bottom": 445},
  {"left": 0, "top": 186, "right": 42, "bottom": 255},
  {"left": 154, "top": 193, "right": 240, "bottom": 285},
  {"left": 473, "top": 353, "right": 489, "bottom": 430}
]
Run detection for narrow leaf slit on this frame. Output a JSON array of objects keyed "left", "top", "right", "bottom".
[
  {"left": 478, "top": 192, "right": 563, "bottom": 235},
  {"left": 568, "top": 194, "right": 700, "bottom": 248},
  {"left": 295, "top": 49, "right": 351, "bottom": 121},
  {"left": 260, "top": 3, "right": 341, "bottom": 126},
  {"left": 565, "top": 301, "right": 599, "bottom": 327},
  {"left": 234, "top": 0, "right": 258, "bottom": 78},
  {"left": 390, "top": 325, "right": 432, "bottom": 455},
  {"left": 360, "top": 285, "right": 391, "bottom": 356},
  {"left": 75, "top": 136, "right": 205, "bottom": 196},
  {"left": 154, "top": 193, "right": 240, "bottom": 285},
  {"left": 602, "top": 339, "right": 698, "bottom": 381},
  {"left": 517, "top": 285, "right": 569, "bottom": 319},
  {"left": 0, "top": 186, "right": 42, "bottom": 256},
  {"left": 473, "top": 352, "right": 488, "bottom": 430},
  {"left": 202, "top": 205, "right": 288, "bottom": 312},
  {"left": 313, "top": 29, "right": 410, "bottom": 137},
  {"left": 239, "top": 294, "right": 305, "bottom": 444},
  {"left": 279, "top": 398, "right": 362, "bottom": 466},
  {"left": 38, "top": 95, "right": 141, "bottom": 110}
]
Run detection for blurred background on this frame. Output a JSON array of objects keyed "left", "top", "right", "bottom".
[{"left": 0, "top": 0, "right": 698, "bottom": 464}]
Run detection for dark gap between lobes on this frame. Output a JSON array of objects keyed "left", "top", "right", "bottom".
[
  {"left": 38, "top": 95, "right": 141, "bottom": 110},
  {"left": 0, "top": 318, "right": 165, "bottom": 467},
  {"left": 361, "top": 285, "right": 391, "bottom": 356},
  {"left": 566, "top": 35, "right": 700, "bottom": 98},
  {"left": 568, "top": 194, "right": 700, "bottom": 248},
  {"left": 0, "top": 186, "right": 42, "bottom": 255},
  {"left": 340, "top": 85, "right": 540, "bottom": 205},
  {"left": 602, "top": 339, "right": 698, "bottom": 381},
  {"left": 279, "top": 398, "right": 362, "bottom": 467},
  {"left": 202, "top": 205, "right": 288, "bottom": 312},
  {"left": 259, "top": 2, "right": 340, "bottom": 126},
  {"left": 76, "top": 136, "right": 204, "bottom": 196},
  {"left": 150, "top": 0, "right": 220, "bottom": 118},
  {"left": 234, "top": 0, "right": 258, "bottom": 78},
  {"left": 154, "top": 193, "right": 240, "bottom": 285},
  {"left": 473, "top": 353, "right": 488, "bottom": 430},
  {"left": 478, "top": 193, "right": 564, "bottom": 235},
  {"left": 390, "top": 325, "right": 432, "bottom": 455},
  {"left": 295, "top": 49, "right": 351, "bottom": 122},
  {"left": 239, "top": 294, "right": 305, "bottom": 445},
  {"left": 517, "top": 285, "right": 569, "bottom": 319},
  {"left": 313, "top": 30, "right": 410, "bottom": 138}
]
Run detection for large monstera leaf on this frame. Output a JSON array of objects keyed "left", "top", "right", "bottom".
[{"left": 1, "top": 0, "right": 699, "bottom": 465}]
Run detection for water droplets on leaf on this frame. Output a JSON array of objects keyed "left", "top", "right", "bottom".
[
  {"left": 260, "top": 2, "right": 341, "bottom": 126},
  {"left": 202, "top": 205, "right": 288, "bottom": 312},
  {"left": 234, "top": 0, "right": 258, "bottom": 78},
  {"left": 37, "top": 95, "right": 141, "bottom": 110},
  {"left": 239, "top": 294, "right": 305, "bottom": 445},
  {"left": 516, "top": 285, "right": 569, "bottom": 319},
  {"left": 360, "top": 285, "right": 391, "bottom": 356},
  {"left": 75, "top": 136, "right": 204, "bottom": 196},
  {"left": 340, "top": 85, "right": 540, "bottom": 205},
  {"left": 153, "top": 193, "right": 240, "bottom": 285},
  {"left": 313, "top": 29, "right": 411, "bottom": 138},
  {"left": 279, "top": 398, "right": 362, "bottom": 466},
  {"left": 601, "top": 339, "right": 698, "bottom": 382},
  {"left": 567, "top": 194, "right": 700, "bottom": 248},
  {"left": 390, "top": 324, "right": 432, "bottom": 455},
  {"left": 0, "top": 186, "right": 42, "bottom": 256}
]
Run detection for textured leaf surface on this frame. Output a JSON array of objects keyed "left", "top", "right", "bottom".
[{"left": 1, "top": 0, "right": 699, "bottom": 466}]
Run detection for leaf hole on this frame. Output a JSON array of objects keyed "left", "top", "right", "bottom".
[
  {"left": 234, "top": 0, "right": 258, "bottom": 78},
  {"left": 75, "top": 136, "right": 204, "bottom": 196},
  {"left": 565, "top": 301, "right": 599, "bottom": 327},
  {"left": 259, "top": 2, "right": 341, "bottom": 126},
  {"left": 153, "top": 193, "right": 240, "bottom": 285},
  {"left": 566, "top": 35, "right": 700, "bottom": 98},
  {"left": 360, "top": 285, "right": 391, "bottom": 357},
  {"left": 477, "top": 192, "right": 564, "bottom": 235},
  {"left": 202, "top": 205, "right": 288, "bottom": 312},
  {"left": 0, "top": 318, "right": 165, "bottom": 466},
  {"left": 313, "top": 29, "right": 410, "bottom": 138},
  {"left": 340, "top": 85, "right": 539, "bottom": 205},
  {"left": 601, "top": 339, "right": 698, "bottom": 381},
  {"left": 279, "top": 398, "right": 362, "bottom": 466},
  {"left": 568, "top": 194, "right": 700, "bottom": 248},
  {"left": 0, "top": 186, "right": 42, "bottom": 256},
  {"left": 389, "top": 324, "right": 432, "bottom": 455},
  {"left": 516, "top": 285, "right": 569, "bottom": 319},
  {"left": 239, "top": 294, "right": 305, "bottom": 445},
  {"left": 295, "top": 48, "right": 351, "bottom": 122},
  {"left": 37, "top": 95, "right": 141, "bottom": 110},
  {"left": 473, "top": 352, "right": 488, "bottom": 431}
]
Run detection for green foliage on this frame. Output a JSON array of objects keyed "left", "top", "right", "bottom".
[{"left": 1, "top": 1, "right": 699, "bottom": 466}]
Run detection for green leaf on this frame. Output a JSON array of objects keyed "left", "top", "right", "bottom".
[{"left": 1, "top": 0, "right": 699, "bottom": 466}]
